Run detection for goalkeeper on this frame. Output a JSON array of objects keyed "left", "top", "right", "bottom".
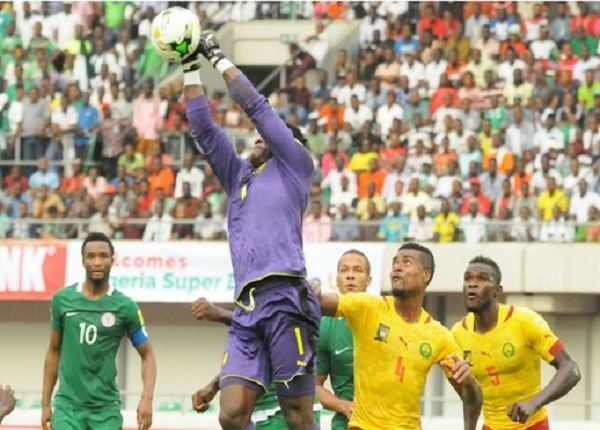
[{"left": 182, "top": 31, "right": 321, "bottom": 430}]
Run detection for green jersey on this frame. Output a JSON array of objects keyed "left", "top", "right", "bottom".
[
  {"left": 50, "top": 283, "right": 147, "bottom": 409},
  {"left": 317, "top": 316, "right": 354, "bottom": 430}
]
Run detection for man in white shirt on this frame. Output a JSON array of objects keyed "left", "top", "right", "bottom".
[
  {"left": 328, "top": 175, "right": 357, "bottom": 216},
  {"left": 53, "top": 2, "right": 82, "bottom": 50},
  {"left": 143, "top": 199, "right": 173, "bottom": 242},
  {"left": 460, "top": 200, "right": 488, "bottom": 243},
  {"left": 335, "top": 72, "right": 367, "bottom": 106},
  {"left": 376, "top": 90, "right": 404, "bottom": 138},
  {"left": 433, "top": 93, "right": 460, "bottom": 133},
  {"left": 321, "top": 155, "right": 357, "bottom": 199},
  {"left": 407, "top": 204, "right": 434, "bottom": 242},
  {"left": 343, "top": 95, "right": 373, "bottom": 133},
  {"left": 497, "top": 47, "right": 526, "bottom": 85},
  {"left": 563, "top": 158, "right": 590, "bottom": 196},
  {"left": 573, "top": 45, "right": 600, "bottom": 83},
  {"left": 465, "top": 3, "right": 490, "bottom": 43},
  {"left": 423, "top": 48, "right": 448, "bottom": 90},
  {"left": 533, "top": 113, "right": 565, "bottom": 154},
  {"left": 174, "top": 153, "right": 205, "bottom": 199},
  {"left": 583, "top": 114, "right": 600, "bottom": 156},
  {"left": 50, "top": 96, "right": 78, "bottom": 176},
  {"left": 382, "top": 157, "right": 409, "bottom": 201},
  {"left": 399, "top": 52, "right": 425, "bottom": 90},
  {"left": 505, "top": 106, "right": 535, "bottom": 157},
  {"left": 540, "top": 206, "right": 574, "bottom": 242},
  {"left": 359, "top": 5, "right": 387, "bottom": 47},
  {"left": 530, "top": 26, "right": 557, "bottom": 61},
  {"left": 569, "top": 179, "right": 600, "bottom": 222}
]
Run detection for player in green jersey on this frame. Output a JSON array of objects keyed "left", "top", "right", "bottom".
[
  {"left": 316, "top": 249, "right": 371, "bottom": 430},
  {"left": 189, "top": 299, "right": 322, "bottom": 428},
  {"left": 41, "top": 232, "right": 157, "bottom": 430},
  {"left": 0, "top": 385, "right": 16, "bottom": 423}
]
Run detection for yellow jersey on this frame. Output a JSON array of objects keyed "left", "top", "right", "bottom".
[
  {"left": 451, "top": 304, "right": 563, "bottom": 430},
  {"left": 336, "top": 293, "right": 460, "bottom": 430}
]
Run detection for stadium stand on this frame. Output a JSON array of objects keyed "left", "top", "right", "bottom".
[{"left": 0, "top": 1, "right": 599, "bottom": 244}]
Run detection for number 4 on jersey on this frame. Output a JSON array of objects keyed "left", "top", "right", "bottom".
[{"left": 79, "top": 322, "right": 98, "bottom": 345}]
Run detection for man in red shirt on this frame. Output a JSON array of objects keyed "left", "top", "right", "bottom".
[{"left": 461, "top": 177, "right": 492, "bottom": 216}]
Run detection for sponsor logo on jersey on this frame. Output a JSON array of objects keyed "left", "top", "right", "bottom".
[
  {"left": 374, "top": 323, "right": 390, "bottom": 343},
  {"left": 419, "top": 342, "right": 432, "bottom": 359},
  {"left": 334, "top": 347, "right": 352, "bottom": 355},
  {"left": 503, "top": 342, "right": 515, "bottom": 358},
  {"left": 65, "top": 311, "right": 79, "bottom": 317},
  {"left": 102, "top": 312, "right": 116, "bottom": 328}
]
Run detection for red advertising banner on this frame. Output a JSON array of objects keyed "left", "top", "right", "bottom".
[{"left": 0, "top": 242, "right": 67, "bottom": 300}]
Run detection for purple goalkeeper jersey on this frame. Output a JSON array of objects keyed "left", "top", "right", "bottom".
[{"left": 186, "top": 76, "right": 314, "bottom": 300}]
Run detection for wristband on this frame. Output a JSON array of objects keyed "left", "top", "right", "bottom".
[
  {"left": 215, "top": 58, "right": 235, "bottom": 75},
  {"left": 183, "top": 70, "right": 202, "bottom": 87}
]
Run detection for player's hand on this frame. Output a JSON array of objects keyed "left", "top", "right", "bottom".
[
  {"left": 309, "top": 278, "right": 322, "bottom": 298},
  {"left": 198, "top": 30, "right": 225, "bottom": 66},
  {"left": 507, "top": 399, "right": 540, "bottom": 423},
  {"left": 339, "top": 399, "right": 353, "bottom": 419},
  {"left": 136, "top": 396, "right": 153, "bottom": 430},
  {"left": 41, "top": 404, "right": 52, "bottom": 430},
  {"left": 440, "top": 354, "right": 473, "bottom": 385},
  {"left": 191, "top": 384, "right": 218, "bottom": 413},
  {"left": 191, "top": 298, "right": 222, "bottom": 322},
  {"left": 181, "top": 52, "right": 202, "bottom": 73},
  {"left": 0, "top": 385, "right": 16, "bottom": 421}
]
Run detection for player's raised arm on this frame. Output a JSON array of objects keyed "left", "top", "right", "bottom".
[
  {"left": 198, "top": 30, "right": 314, "bottom": 182},
  {"left": 182, "top": 51, "right": 245, "bottom": 195}
]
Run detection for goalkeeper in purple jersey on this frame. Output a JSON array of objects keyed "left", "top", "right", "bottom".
[{"left": 182, "top": 31, "right": 321, "bottom": 430}]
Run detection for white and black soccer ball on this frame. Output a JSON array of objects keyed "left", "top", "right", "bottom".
[{"left": 150, "top": 7, "right": 202, "bottom": 62}]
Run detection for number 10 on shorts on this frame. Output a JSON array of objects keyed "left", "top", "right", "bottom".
[{"left": 79, "top": 322, "right": 98, "bottom": 345}]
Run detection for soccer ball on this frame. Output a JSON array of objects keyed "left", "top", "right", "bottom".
[{"left": 150, "top": 7, "right": 201, "bottom": 62}]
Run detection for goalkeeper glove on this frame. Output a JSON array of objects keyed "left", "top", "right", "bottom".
[{"left": 197, "top": 30, "right": 227, "bottom": 68}]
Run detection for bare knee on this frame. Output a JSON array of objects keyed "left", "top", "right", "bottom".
[
  {"left": 218, "top": 410, "right": 252, "bottom": 430},
  {"left": 218, "top": 384, "right": 258, "bottom": 430},
  {"left": 279, "top": 396, "right": 316, "bottom": 430}
]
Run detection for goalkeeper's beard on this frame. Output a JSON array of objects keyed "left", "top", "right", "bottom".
[{"left": 249, "top": 147, "right": 272, "bottom": 168}]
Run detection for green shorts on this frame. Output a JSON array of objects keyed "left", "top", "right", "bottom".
[
  {"left": 52, "top": 405, "right": 123, "bottom": 430},
  {"left": 256, "top": 409, "right": 321, "bottom": 429}
]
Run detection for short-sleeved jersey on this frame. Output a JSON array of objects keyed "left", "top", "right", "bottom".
[
  {"left": 451, "top": 304, "right": 563, "bottom": 430},
  {"left": 51, "top": 283, "right": 148, "bottom": 409},
  {"left": 336, "top": 293, "right": 460, "bottom": 430},
  {"left": 317, "top": 316, "right": 354, "bottom": 429}
]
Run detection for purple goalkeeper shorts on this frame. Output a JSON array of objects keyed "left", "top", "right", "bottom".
[{"left": 220, "top": 276, "right": 321, "bottom": 396}]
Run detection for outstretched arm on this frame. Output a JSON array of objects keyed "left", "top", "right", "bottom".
[
  {"left": 311, "top": 282, "right": 339, "bottom": 317},
  {"left": 199, "top": 31, "right": 314, "bottom": 182},
  {"left": 507, "top": 349, "right": 580, "bottom": 424},
  {"left": 182, "top": 55, "right": 244, "bottom": 195},
  {"left": 41, "top": 330, "right": 61, "bottom": 430}
]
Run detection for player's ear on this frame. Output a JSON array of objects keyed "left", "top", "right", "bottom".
[
  {"left": 423, "top": 270, "right": 432, "bottom": 287},
  {"left": 495, "top": 285, "right": 503, "bottom": 297}
]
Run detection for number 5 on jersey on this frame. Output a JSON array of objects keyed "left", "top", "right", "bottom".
[{"left": 79, "top": 322, "right": 98, "bottom": 345}]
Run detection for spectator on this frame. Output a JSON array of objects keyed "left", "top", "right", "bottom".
[
  {"left": 133, "top": 80, "right": 161, "bottom": 155},
  {"left": 538, "top": 176, "right": 569, "bottom": 220},
  {"left": 143, "top": 199, "right": 173, "bottom": 242},
  {"left": 550, "top": 2, "right": 572, "bottom": 42},
  {"left": 18, "top": 87, "right": 51, "bottom": 171},
  {"left": 511, "top": 206, "right": 539, "bottom": 242},
  {"left": 174, "top": 153, "right": 204, "bottom": 199},
  {"left": 358, "top": 201, "right": 381, "bottom": 241},
  {"left": 32, "top": 185, "right": 65, "bottom": 219},
  {"left": 407, "top": 204, "right": 434, "bottom": 242},
  {"left": 576, "top": 206, "right": 600, "bottom": 242},
  {"left": 82, "top": 165, "right": 108, "bottom": 200},
  {"left": 356, "top": 181, "right": 386, "bottom": 220},
  {"left": 331, "top": 203, "right": 359, "bottom": 241},
  {"left": 303, "top": 200, "right": 332, "bottom": 242},
  {"left": 118, "top": 142, "right": 145, "bottom": 179},
  {"left": 171, "top": 202, "right": 195, "bottom": 240},
  {"left": 460, "top": 199, "right": 488, "bottom": 243},
  {"left": 461, "top": 177, "right": 492, "bottom": 216},
  {"left": 75, "top": 92, "right": 100, "bottom": 162},
  {"left": 433, "top": 197, "right": 460, "bottom": 242},
  {"left": 193, "top": 200, "right": 224, "bottom": 240},
  {"left": 378, "top": 201, "right": 409, "bottom": 242},
  {"left": 29, "top": 157, "right": 59, "bottom": 191},
  {"left": 569, "top": 178, "right": 600, "bottom": 222},
  {"left": 540, "top": 205, "right": 574, "bottom": 242}
]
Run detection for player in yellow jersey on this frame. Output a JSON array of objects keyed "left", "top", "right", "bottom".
[
  {"left": 314, "top": 243, "right": 482, "bottom": 430},
  {"left": 452, "top": 256, "right": 581, "bottom": 430}
]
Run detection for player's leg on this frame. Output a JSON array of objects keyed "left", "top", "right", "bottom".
[
  {"left": 219, "top": 323, "right": 270, "bottom": 430},
  {"left": 83, "top": 407, "right": 122, "bottom": 430},
  {"left": 266, "top": 280, "right": 321, "bottom": 430},
  {"left": 51, "top": 405, "right": 84, "bottom": 430}
]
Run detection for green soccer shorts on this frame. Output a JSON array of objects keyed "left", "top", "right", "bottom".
[{"left": 52, "top": 405, "right": 123, "bottom": 430}]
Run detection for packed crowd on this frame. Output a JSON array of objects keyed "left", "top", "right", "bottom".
[{"left": 1, "top": 1, "right": 600, "bottom": 243}]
